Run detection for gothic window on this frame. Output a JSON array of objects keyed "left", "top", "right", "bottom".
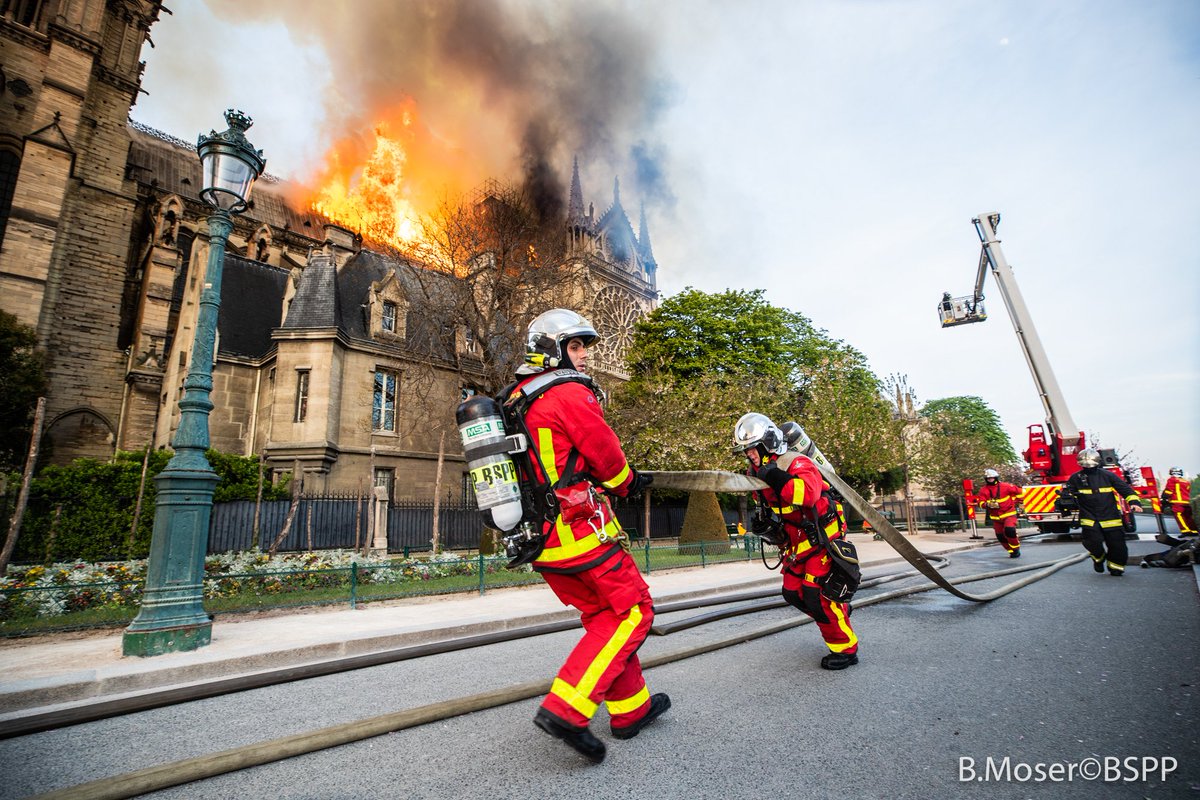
[
  {"left": 381, "top": 301, "right": 397, "bottom": 333},
  {"left": 590, "top": 287, "right": 643, "bottom": 374},
  {"left": 294, "top": 370, "right": 310, "bottom": 422},
  {"left": 0, "top": 147, "right": 19, "bottom": 250},
  {"left": 372, "top": 368, "right": 398, "bottom": 432},
  {"left": 250, "top": 224, "right": 272, "bottom": 263},
  {"left": 2, "top": 0, "right": 45, "bottom": 29}
]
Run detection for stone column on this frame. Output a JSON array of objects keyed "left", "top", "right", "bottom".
[{"left": 371, "top": 486, "right": 389, "bottom": 554}]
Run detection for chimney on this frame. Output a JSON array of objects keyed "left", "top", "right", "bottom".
[{"left": 322, "top": 223, "right": 360, "bottom": 266}]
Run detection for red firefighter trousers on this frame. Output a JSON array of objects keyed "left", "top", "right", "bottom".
[
  {"left": 781, "top": 548, "right": 858, "bottom": 654},
  {"left": 1169, "top": 504, "right": 1196, "bottom": 535},
  {"left": 990, "top": 519, "right": 1021, "bottom": 553},
  {"left": 539, "top": 552, "right": 655, "bottom": 729}
]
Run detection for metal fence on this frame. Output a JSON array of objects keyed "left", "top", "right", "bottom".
[{"left": 207, "top": 496, "right": 698, "bottom": 554}]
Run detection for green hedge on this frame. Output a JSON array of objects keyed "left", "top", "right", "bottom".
[{"left": 7, "top": 449, "right": 290, "bottom": 564}]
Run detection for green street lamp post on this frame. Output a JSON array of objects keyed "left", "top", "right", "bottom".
[{"left": 123, "top": 110, "right": 265, "bottom": 657}]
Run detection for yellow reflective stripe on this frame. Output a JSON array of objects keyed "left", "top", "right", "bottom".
[
  {"left": 550, "top": 677, "right": 598, "bottom": 718},
  {"left": 605, "top": 685, "right": 649, "bottom": 715},
  {"left": 827, "top": 601, "right": 857, "bottom": 653},
  {"left": 803, "top": 572, "right": 817, "bottom": 583},
  {"left": 600, "top": 462, "right": 631, "bottom": 490},
  {"left": 1124, "top": 494, "right": 1139, "bottom": 503},
  {"left": 535, "top": 517, "right": 621, "bottom": 563},
  {"left": 788, "top": 539, "right": 815, "bottom": 557},
  {"left": 537, "top": 428, "right": 559, "bottom": 483},
  {"left": 1098, "top": 518, "right": 1123, "bottom": 528},
  {"left": 1077, "top": 489, "right": 1093, "bottom": 494},
  {"left": 791, "top": 477, "right": 806, "bottom": 504},
  {"left": 771, "top": 505, "right": 796, "bottom": 514},
  {"left": 1080, "top": 517, "right": 1095, "bottom": 525},
  {"left": 1099, "top": 487, "right": 1116, "bottom": 494},
  {"left": 990, "top": 510, "right": 1017, "bottom": 519},
  {"left": 1106, "top": 561, "right": 1124, "bottom": 572},
  {"left": 575, "top": 605, "right": 644, "bottom": 706}
]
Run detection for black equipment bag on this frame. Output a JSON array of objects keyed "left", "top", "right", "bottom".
[{"left": 812, "top": 504, "right": 861, "bottom": 603}]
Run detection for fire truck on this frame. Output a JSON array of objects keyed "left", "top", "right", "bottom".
[{"left": 938, "top": 213, "right": 1160, "bottom": 533}]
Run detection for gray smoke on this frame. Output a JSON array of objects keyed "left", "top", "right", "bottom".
[{"left": 204, "top": 0, "right": 674, "bottom": 219}]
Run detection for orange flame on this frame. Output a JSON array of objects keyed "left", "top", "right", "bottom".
[
  {"left": 301, "top": 100, "right": 495, "bottom": 252},
  {"left": 308, "top": 114, "right": 421, "bottom": 248}
]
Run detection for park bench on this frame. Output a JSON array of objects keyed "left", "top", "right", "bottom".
[{"left": 929, "top": 509, "right": 961, "bottom": 533}]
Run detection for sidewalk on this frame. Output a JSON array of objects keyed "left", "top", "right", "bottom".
[{"left": 0, "top": 532, "right": 991, "bottom": 717}]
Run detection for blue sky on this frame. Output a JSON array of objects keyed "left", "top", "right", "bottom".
[{"left": 136, "top": 1, "right": 1199, "bottom": 479}]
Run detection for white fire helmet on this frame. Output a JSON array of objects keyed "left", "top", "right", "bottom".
[
  {"left": 1077, "top": 448, "right": 1101, "bottom": 469},
  {"left": 517, "top": 309, "right": 599, "bottom": 375},
  {"left": 1169, "top": 466, "right": 1184, "bottom": 477},
  {"left": 984, "top": 468, "right": 1000, "bottom": 481},
  {"left": 733, "top": 413, "right": 787, "bottom": 458}
]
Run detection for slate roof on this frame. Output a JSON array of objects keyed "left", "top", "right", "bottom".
[
  {"left": 335, "top": 250, "right": 461, "bottom": 360},
  {"left": 217, "top": 255, "right": 290, "bottom": 358}
]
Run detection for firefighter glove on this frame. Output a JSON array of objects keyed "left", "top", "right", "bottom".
[
  {"left": 628, "top": 469, "right": 654, "bottom": 495},
  {"left": 755, "top": 463, "right": 792, "bottom": 494}
]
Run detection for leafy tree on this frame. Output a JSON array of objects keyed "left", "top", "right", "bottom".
[
  {"left": 610, "top": 288, "right": 902, "bottom": 496},
  {"left": 626, "top": 288, "right": 808, "bottom": 385},
  {"left": 0, "top": 311, "right": 49, "bottom": 470},
  {"left": 920, "top": 396, "right": 1016, "bottom": 464},
  {"left": 910, "top": 396, "right": 1018, "bottom": 502}
]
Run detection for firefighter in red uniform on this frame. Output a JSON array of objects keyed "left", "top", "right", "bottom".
[
  {"left": 1161, "top": 467, "right": 1196, "bottom": 535},
  {"left": 506, "top": 309, "right": 668, "bottom": 764},
  {"left": 734, "top": 413, "right": 859, "bottom": 670},
  {"left": 975, "top": 468, "right": 1023, "bottom": 558}
]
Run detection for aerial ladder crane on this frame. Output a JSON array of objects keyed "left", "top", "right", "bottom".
[
  {"left": 940, "top": 212, "right": 1085, "bottom": 532},
  {"left": 940, "top": 213, "right": 1164, "bottom": 533}
]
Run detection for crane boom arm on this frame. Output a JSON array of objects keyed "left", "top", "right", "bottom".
[{"left": 972, "top": 212, "right": 1080, "bottom": 445}]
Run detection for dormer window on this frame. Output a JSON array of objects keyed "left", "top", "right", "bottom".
[{"left": 381, "top": 301, "right": 397, "bottom": 333}]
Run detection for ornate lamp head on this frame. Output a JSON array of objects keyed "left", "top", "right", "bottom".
[{"left": 197, "top": 109, "right": 266, "bottom": 214}]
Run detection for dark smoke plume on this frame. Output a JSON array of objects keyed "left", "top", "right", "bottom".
[{"left": 205, "top": 0, "right": 673, "bottom": 214}]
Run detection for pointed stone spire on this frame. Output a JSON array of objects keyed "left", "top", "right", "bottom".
[
  {"left": 568, "top": 156, "right": 585, "bottom": 221},
  {"left": 612, "top": 176, "right": 622, "bottom": 209},
  {"left": 638, "top": 202, "right": 657, "bottom": 266}
]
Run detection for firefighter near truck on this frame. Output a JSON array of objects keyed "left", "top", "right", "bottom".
[{"left": 939, "top": 213, "right": 1160, "bottom": 534}]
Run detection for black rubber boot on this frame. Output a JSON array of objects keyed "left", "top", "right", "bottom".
[
  {"left": 534, "top": 709, "right": 606, "bottom": 764},
  {"left": 1009, "top": 549, "right": 1021, "bottom": 558},
  {"left": 611, "top": 693, "right": 672, "bottom": 740},
  {"left": 1092, "top": 558, "right": 1105, "bottom": 573},
  {"left": 820, "top": 651, "right": 859, "bottom": 670}
]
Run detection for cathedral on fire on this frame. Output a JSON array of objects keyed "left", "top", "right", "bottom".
[{"left": 0, "top": 0, "right": 660, "bottom": 500}]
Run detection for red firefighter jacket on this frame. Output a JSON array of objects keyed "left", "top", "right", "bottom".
[
  {"left": 513, "top": 374, "right": 635, "bottom": 573},
  {"left": 755, "top": 453, "right": 843, "bottom": 560},
  {"left": 1163, "top": 476, "right": 1191, "bottom": 508},
  {"left": 976, "top": 481, "right": 1023, "bottom": 520}
]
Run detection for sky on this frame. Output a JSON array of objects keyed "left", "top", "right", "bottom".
[{"left": 134, "top": 0, "right": 1200, "bottom": 480}]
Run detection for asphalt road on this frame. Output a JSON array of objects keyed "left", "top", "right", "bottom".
[{"left": 1, "top": 540, "right": 1196, "bottom": 800}]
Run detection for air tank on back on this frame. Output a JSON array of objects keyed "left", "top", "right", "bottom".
[{"left": 456, "top": 395, "right": 523, "bottom": 532}]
